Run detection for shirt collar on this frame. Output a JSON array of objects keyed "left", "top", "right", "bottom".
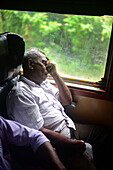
[
  {"left": 20, "top": 76, "right": 47, "bottom": 87},
  {"left": 20, "top": 76, "right": 38, "bottom": 87}
]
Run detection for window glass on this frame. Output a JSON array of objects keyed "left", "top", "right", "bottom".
[{"left": 0, "top": 10, "right": 112, "bottom": 82}]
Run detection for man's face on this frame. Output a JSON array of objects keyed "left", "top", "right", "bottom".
[{"left": 33, "top": 52, "right": 48, "bottom": 85}]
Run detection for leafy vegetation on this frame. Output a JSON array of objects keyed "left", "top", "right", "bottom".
[{"left": 0, "top": 10, "right": 112, "bottom": 82}]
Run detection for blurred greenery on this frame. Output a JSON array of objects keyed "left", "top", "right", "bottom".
[{"left": 0, "top": 10, "right": 112, "bottom": 82}]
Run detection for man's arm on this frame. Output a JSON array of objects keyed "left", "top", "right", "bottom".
[
  {"left": 0, "top": 116, "right": 66, "bottom": 170},
  {"left": 40, "top": 126, "right": 86, "bottom": 155},
  {"left": 46, "top": 62, "right": 72, "bottom": 105},
  {"left": 37, "top": 142, "right": 66, "bottom": 170}
]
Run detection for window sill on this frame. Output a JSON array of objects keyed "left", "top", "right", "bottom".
[{"left": 47, "top": 79, "right": 112, "bottom": 101}]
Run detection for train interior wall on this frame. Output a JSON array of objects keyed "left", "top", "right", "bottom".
[{"left": 71, "top": 93, "right": 113, "bottom": 128}]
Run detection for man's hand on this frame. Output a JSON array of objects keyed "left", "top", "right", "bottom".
[
  {"left": 41, "top": 127, "right": 86, "bottom": 156},
  {"left": 46, "top": 58, "right": 57, "bottom": 76},
  {"left": 70, "top": 139, "right": 86, "bottom": 155}
]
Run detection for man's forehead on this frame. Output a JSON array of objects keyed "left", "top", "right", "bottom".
[{"left": 37, "top": 52, "right": 47, "bottom": 61}]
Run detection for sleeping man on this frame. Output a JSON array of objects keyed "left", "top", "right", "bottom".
[
  {"left": 6, "top": 47, "right": 112, "bottom": 170},
  {"left": 0, "top": 32, "right": 66, "bottom": 170}
]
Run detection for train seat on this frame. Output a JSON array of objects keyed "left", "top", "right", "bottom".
[{"left": 0, "top": 32, "right": 25, "bottom": 118}]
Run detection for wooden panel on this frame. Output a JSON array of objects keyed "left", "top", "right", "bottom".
[{"left": 72, "top": 94, "right": 113, "bottom": 127}]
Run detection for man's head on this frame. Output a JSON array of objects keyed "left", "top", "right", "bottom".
[{"left": 22, "top": 47, "right": 48, "bottom": 85}]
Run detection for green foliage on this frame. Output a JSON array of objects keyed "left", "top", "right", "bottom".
[{"left": 0, "top": 10, "right": 112, "bottom": 82}]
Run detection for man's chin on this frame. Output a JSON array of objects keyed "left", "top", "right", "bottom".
[{"left": 43, "top": 74, "right": 48, "bottom": 81}]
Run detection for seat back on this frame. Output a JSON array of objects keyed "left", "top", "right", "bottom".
[
  {"left": 0, "top": 32, "right": 25, "bottom": 118},
  {"left": 0, "top": 77, "right": 18, "bottom": 118}
]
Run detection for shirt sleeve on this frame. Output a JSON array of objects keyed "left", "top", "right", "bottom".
[
  {"left": 6, "top": 90, "right": 44, "bottom": 130},
  {"left": 0, "top": 116, "right": 50, "bottom": 152}
]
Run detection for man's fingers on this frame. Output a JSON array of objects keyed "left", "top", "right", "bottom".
[
  {"left": 46, "top": 56, "right": 50, "bottom": 63},
  {"left": 46, "top": 63, "right": 56, "bottom": 73}
]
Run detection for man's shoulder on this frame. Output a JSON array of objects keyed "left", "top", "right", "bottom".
[
  {"left": 10, "top": 77, "right": 29, "bottom": 95},
  {"left": 8, "top": 82, "right": 22, "bottom": 97}
]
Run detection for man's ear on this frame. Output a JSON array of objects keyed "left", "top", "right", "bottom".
[{"left": 28, "top": 58, "right": 34, "bottom": 70}]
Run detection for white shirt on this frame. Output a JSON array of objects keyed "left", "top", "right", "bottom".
[{"left": 6, "top": 76, "right": 76, "bottom": 138}]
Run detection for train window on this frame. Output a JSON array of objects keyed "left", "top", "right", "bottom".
[{"left": 0, "top": 9, "right": 113, "bottom": 94}]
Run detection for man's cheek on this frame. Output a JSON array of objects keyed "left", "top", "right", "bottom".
[{"left": 40, "top": 67, "right": 46, "bottom": 73}]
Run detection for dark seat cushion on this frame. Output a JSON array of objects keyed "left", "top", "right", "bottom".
[
  {"left": 0, "top": 77, "right": 18, "bottom": 118},
  {"left": 0, "top": 32, "right": 25, "bottom": 85}
]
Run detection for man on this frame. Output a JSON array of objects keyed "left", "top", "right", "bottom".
[
  {"left": 0, "top": 116, "right": 67, "bottom": 170},
  {"left": 0, "top": 32, "right": 65, "bottom": 170},
  {"left": 6, "top": 47, "right": 111, "bottom": 169},
  {"left": 6, "top": 47, "right": 86, "bottom": 151}
]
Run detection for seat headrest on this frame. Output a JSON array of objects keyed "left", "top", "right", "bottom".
[{"left": 0, "top": 32, "right": 25, "bottom": 85}]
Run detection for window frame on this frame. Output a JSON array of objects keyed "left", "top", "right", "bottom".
[
  {"left": 1, "top": 4, "right": 112, "bottom": 100},
  {"left": 103, "top": 25, "right": 113, "bottom": 93}
]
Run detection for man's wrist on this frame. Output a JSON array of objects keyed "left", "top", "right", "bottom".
[
  {"left": 50, "top": 72, "right": 60, "bottom": 79},
  {"left": 50, "top": 71, "right": 59, "bottom": 78}
]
